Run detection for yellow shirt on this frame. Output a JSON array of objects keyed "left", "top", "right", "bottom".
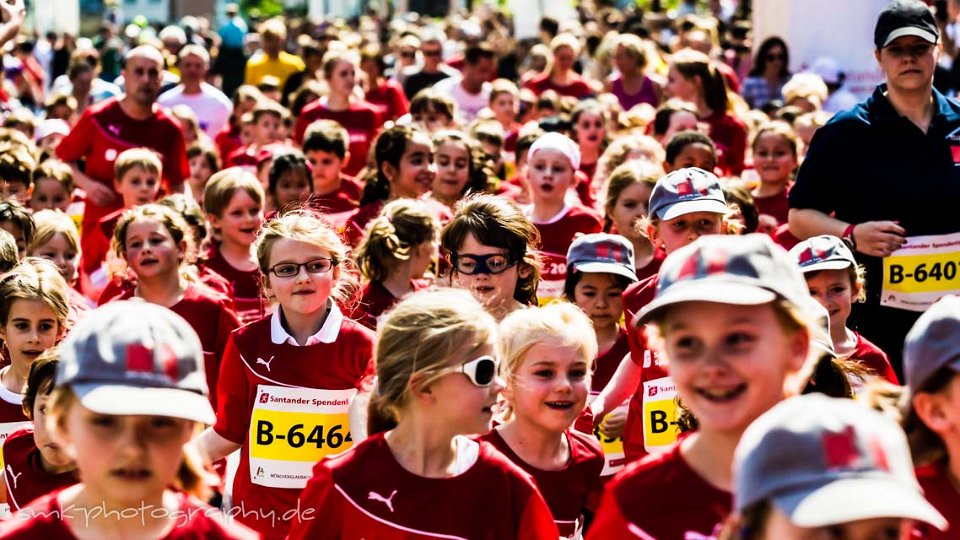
[{"left": 245, "top": 51, "right": 305, "bottom": 87}]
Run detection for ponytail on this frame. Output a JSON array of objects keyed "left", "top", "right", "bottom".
[
  {"left": 367, "top": 384, "right": 400, "bottom": 436},
  {"left": 354, "top": 199, "right": 438, "bottom": 283}
]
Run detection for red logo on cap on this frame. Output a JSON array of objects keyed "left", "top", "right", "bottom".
[
  {"left": 595, "top": 242, "right": 622, "bottom": 262},
  {"left": 159, "top": 344, "right": 179, "bottom": 381},
  {"left": 675, "top": 247, "right": 728, "bottom": 282},
  {"left": 868, "top": 435, "right": 890, "bottom": 472},
  {"left": 675, "top": 174, "right": 710, "bottom": 197},
  {"left": 798, "top": 245, "right": 828, "bottom": 265},
  {"left": 126, "top": 343, "right": 153, "bottom": 373},
  {"left": 822, "top": 426, "right": 861, "bottom": 469}
]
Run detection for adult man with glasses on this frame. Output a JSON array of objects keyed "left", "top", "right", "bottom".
[
  {"left": 789, "top": 0, "right": 960, "bottom": 377},
  {"left": 402, "top": 28, "right": 460, "bottom": 100}
]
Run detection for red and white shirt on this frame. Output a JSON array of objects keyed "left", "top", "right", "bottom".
[
  {"left": 288, "top": 432, "right": 560, "bottom": 539},
  {"left": 2, "top": 427, "right": 77, "bottom": 511},
  {"left": 348, "top": 279, "right": 430, "bottom": 331},
  {"left": 213, "top": 305, "right": 374, "bottom": 539}
]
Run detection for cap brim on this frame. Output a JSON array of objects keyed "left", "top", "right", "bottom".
[
  {"left": 75, "top": 384, "right": 216, "bottom": 425},
  {"left": 798, "top": 259, "right": 854, "bottom": 273},
  {"left": 635, "top": 281, "right": 776, "bottom": 326},
  {"left": 883, "top": 27, "right": 938, "bottom": 47},
  {"left": 657, "top": 200, "right": 729, "bottom": 221},
  {"left": 574, "top": 262, "right": 638, "bottom": 282},
  {"left": 777, "top": 477, "right": 947, "bottom": 530}
]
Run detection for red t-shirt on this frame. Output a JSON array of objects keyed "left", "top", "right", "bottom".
[
  {"left": 634, "top": 248, "right": 665, "bottom": 284},
  {"left": 107, "top": 282, "right": 241, "bottom": 410},
  {"left": 293, "top": 101, "right": 381, "bottom": 177},
  {"left": 288, "top": 432, "right": 559, "bottom": 539},
  {"left": 772, "top": 222, "right": 802, "bottom": 251},
  {"left": 55, "top": 98, "right": 189, "bottom": 229},
  {"left": 310, "top": 174, "right": 364, "bottom": 216},
  {"left": 0, "top": 488, "right": 259, "bottom": 539},
  {"left": 215, "top": 122, "right": 242, "bottom": 164},
  {"left": 349, "top": 279, "right": 430, "bottom": 331},
  {"left": 752, "top": 189, "right": 790, "bottom": 227},
  {"left": 523, "top": 72, "right": 594, "bottom": 99},
  {"left": 98, "top": 266, "right": 234, "bottom": 306},
  {"left": 213, "top": 313, "right": 374, "bottom": 539},
  {"left": 2, "top": 427, "right": 78, "bottom": 511},
  {"left": 593, "top": 328, "right": 630, "bottom": 393},
  {"left": 851, "top": 332, "right": 899, "bottom": 385},
  {"left": 587, "top": 443, "right": 731, "bottom": 540},
  {"left": 700, "top": 110, "right": 747, "bottom": 176},
  {"left": 202, "top": 245, "right": 268, "bottom": 325},
  {"left": 225, "top": 144, "right": 259, "bottom": 169},
  {"left": 915, "top": 460, "right": 960, "bottom": 540},
  {"left": 530, "top": 204, "right": 603, "bottom": 302},
  {"left": 481, "top": 429, "right": 604, "bottom": 538},
  {"left": 80, "top": 208, "right": 122, "bottom": 274},
  {"left": 365, "top": 80, "right": 410, "bottom": 123}
]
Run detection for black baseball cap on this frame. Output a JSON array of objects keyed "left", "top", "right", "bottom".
[{"left": 874, "top": 0, "right": 939, "bottom": 49}]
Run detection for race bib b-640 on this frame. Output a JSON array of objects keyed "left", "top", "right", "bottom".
[{"left": 882, "top": 232, "right": 960, "bottom": 312}]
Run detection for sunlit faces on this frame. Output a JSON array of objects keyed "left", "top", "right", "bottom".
[
  {"left": 609, "top": 182, "right": 653, "bottom": 241},
  {"left": 1, "top": 181, "right": 29, "bottom": 203},
  {"left": 32, "top": 233, "right": 80, "bottom": 285},
  {"left": 253, "top": 113, "right": 282, "bottom": 145},
  {"left": 411, "top": 111, "right": 454, "bottom": 136},
  {"left": 527, "top": 149, "right": 575, "bottom": 203},
  {"left": 429, "top": 341, "right": 503, "bottom": 436},
  {"left": 665, "top": 67, "right": 699, "bottom": 102},
  {"left": 613, "top": 44, "right": 639, "bottom": 73},
  {"left": 433, "top": 141, "right": 470, "bottom": 202},
  {"left": 452, "top": 232, "right": 527, "bottom": 314},
  {"left": 51, "top": 403, "right": 195, "bottom": 508},
  {"left": 804, "top": 269, "right": 856, "bottom": 336},
  {"left": 124, "top": 55, "right": 162, "bottom": 107},
  {"left": 662, "top": 302, "right": 808, "bottom": 435},
  {"left": 759, "top": 506, "right": 910, "bottom": 540},
  {"left": 753, "top": 132, "right": 797, "bottom": 185},
  {"left": 306, "top": 149, "right": 347, "bottom": 195},
  {"left": 491, "top": 93, "right": 519, "bottom": 124},
  {"left": 122, "top": 219, "right": 185, "bottom": 281},
  {"left": 575, "top": 111, "right": 605, "bottom": 151},
  {"left": 552, "top": 46, "right": 576, "bottom": 73},
  {"left": 875, "top": 35, "right": 938, "bottom": 95},
  {"left": 114, "top": 166, "right": 161, "bottom": 209},
  {"left": 274, "top": 168, "right": 311, "bottom": 209},
  {"left": 188, "top": 154, "right": 213, "bottom": 192},
  {"left": 32, "top": 391, "right": 74, "bottom": 472},
  {"left": 0, "top": 299, "right": 63, "bottom": 369},
  {"left": 326, "top": 60, "right": 357, "bottom": 97},
  {"left": 669, "top": 143, "right": 716, "bottom": 172},
  {"left": 0, "top": 221, "right": 26, "bottom": 259},
  {"left": 648, "top": 211, "right": 723, "bottom": 253},
  {"left": 263, "top": 238, "right": 338, "bottom": 318},
  {"left": 209, "top": 189, "right": 264, "bottom": 248},
  {"left": 572, "top": 272, "right": 625, "bottom": 333},
  {"left": 384, "top": 133, "right": 436, "bottom": 199},
  {"left": 504, "top": 341, "right": 590, "bottom": 433}
]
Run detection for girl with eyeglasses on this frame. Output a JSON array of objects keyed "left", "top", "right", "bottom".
[
  {"left": 289, "top": 288, "right": 559, "bottom": 539},
  {"left": 193, "top": 210, "right": 375, "bottom": 540},
  {"left": 441, "top": 193, "right": 542, "bottom": 321},
  {"left": 480, "top": 302, "right": 604, "bottom": 539},
  {"left": 107, "top": 204, "right": 240, "bottom": 411}
]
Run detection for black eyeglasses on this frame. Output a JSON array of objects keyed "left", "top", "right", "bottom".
[
  {"left": 268, "top": 258, "right": 338, "bottom": 278},
  {"left": 451, "top": 252, "right": 521, "bottom": 275}
]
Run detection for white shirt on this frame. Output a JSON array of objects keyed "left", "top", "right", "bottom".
[
  {"left": 432, "top": 76, "right": 491, "bottom": 123},
  {"left": 159, "top": 82, "right": 233, "bottom": 137},
  {"left": 269, "top": 302, "right": 343, "bottom": 346}
]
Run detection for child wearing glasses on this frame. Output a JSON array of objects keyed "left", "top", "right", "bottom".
[
  {"left": 352, "top": 199, "right": 439, "bottom": 330},
  {"left": 481, "top": 302, "right": 604, "bottom": 539},
  {"left": 106, "top": 204, "right": 241, "bottom": 410},
  {"left": 288, "top": 288, "right": 559, "bottom": 539},
  {"left": 193, "top": 210, "right": 375, "bottom": 540},
  {"left": 441, "top": 193, "right": 541, "bottom": 321}
]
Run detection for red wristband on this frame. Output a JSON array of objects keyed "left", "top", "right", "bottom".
[{"left": 842, "top": 224, "right": 856, "bottom": 239}]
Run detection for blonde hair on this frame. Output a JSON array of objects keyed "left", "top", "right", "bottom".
[
  {"left": 114, "top": 147, "right": 162, "bottom": 184},
  {"left": 0, "top": 257, "right": 70, "bottom": 327},
  {"left": 254, "top": 210, "right": 357, "bottom": 306},
  {"left": 498, "top": 302, "right": 596, "bottom": 420},
  {"left": 782, "top": 73, "right": 828, "bottom": 110},
  {"left": 367, "top": 288, "right": 498, "bottom": 435},
  {"left": 28, "top": 210, "right": 80, "bottom": 257},
  {"left": 47, "top": 385, "right": 210, "bottom": 500},
  {"left": 550, "top": 33, "right": 581, "bottom": 56},
  {"left": 112, "top": 204, "right": 194, "bottom": 266},
  {"left": 202, "top": 167, "right": 264, "bottom": 218},
  {"left": 355, "top": 199, "right": 438, "bottom": 283},
  {"left": 258, "top": 17, "right": 287, "bottom": 41}
]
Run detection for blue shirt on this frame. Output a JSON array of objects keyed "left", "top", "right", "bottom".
[{"left": 219, "top": 16, "right": 247, "bottom": 49}]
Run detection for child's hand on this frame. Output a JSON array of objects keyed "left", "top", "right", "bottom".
[
  {"left": 599, "top": 408, "right": 627, "bottom": 440},
  {"left": 0, "top": 0, "right": 24, "bottom": 24},
  {"left": 852, "top": 221, "right": 907, "bottom": 257}
]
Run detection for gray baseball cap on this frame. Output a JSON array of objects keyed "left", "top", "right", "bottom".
[
  {"left": 735, "top": 394, "right": 947, "bottom": 530},
  {"left": 636, "top": 234, "right": 816, "bottom": 326},
  {"left": 790, "top": 235, "right": 857, "bottom": 274},
  {"left": 903, "top": 295, "right": 960, "bottom": 396},
  {"left": 566, "top": 233, "right": 638, "bottom": 283},
  {"left": 57, "top": 300, "right": 215, "bottom": 424},
  {"left": 648, "top": 167, "right": 727, "bottom": 222}
]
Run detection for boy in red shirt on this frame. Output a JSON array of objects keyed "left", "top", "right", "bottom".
[
  {"left": 226, "top": 101, "right": 286, "bottom": 169},
  {"left": 302, "top": 120, "right": 363, "bottom": 224}
]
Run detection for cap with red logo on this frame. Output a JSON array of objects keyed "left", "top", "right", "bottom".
[
  {"left": 789, "top": 235, "right": 856, "bottom": 274},
  {"left": 734, "top": 394, "right": 947, "bottom": 530},
  {"left": 636, "top": 233, "right": 815, "bottom": 326},
  {"left": 56, "top": 300, "right": 215, "bottom": 424},
  {"left": 566, "top": 233, "right": 638, "bottom": 283},
  {"left": 649, "top": 167, "right": 727, "bottom": 222}
]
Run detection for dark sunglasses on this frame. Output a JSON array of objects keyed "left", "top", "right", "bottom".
[
  {"left": 423, "top": 50, "right": 442, "bottom": 57},
  {"left": 451, "top": 252, "right": 521, "bottom": 275}
]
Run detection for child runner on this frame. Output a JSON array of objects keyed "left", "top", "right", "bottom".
[
  {"left": 409, "top": 89, "right": 458, "bottom": 135},
  {"left": 29, "top": 160, "right": 74, "bottom": 213},
  {"left": 2, "top": 349, "right": 77, "bottom": 511},
  {"left": 565, "top": 233, "right": 637, "bottom": 477},
  {"left": 750, "top": 121, "right": 798, "bottom": 229},
  {"left": 723, "top": 394, "right": 947, "bottom": 540},
  {"left": 601, "top": 160, "right": 664, "bottom": 282},
  {"left": 202, "top": 167, "right": 268, "bottom": 325},
  {"left": 524, "top": 132, "right": 602, "bottom": 303},
  {"left": 267, "top": 150, "right": 312, "bottom": 214},
  {"left": 186, "top": 143, "right": 219, "bottom": 206},
  {"left": 226, "top": 101, "right": 286, "bottom": 169},
  {"left": 489, "top": 79, "right": 522, "bottom": 156},
  {"left": 0, "top": 200, "right": 36, "bottom": 260},
  {"left": 302, "top": 120, "right": 364, "bottom": 221},
  {"left": 663, "top": 130, "right": 718, "bottom": 173},
  {"left": 571, "top": 100, "right": 608, "bottom": 186},
  {"left": 0, "top": 230, "right": 17, "bottom": 273},
  {"left": 27, "top": 210, "right": 93, "bottom": 321},
  {"left": 429, "top": 130, "right": 491, "bottom": 211},
  {"left": 789, "top": 235, "right": 898, "bottom": 384},
  {"left": 288, "top": 288, "right": 559, "bottom": 539},
  {"left": 107, "top": 204, "right": 241, "bottom": 409},
  {"left": 441, "top": 193, "right": 541, "bottom": 321},
  {"left": 352, "top": 199, "right": 438, "bottom": 330},
  {"left": 193, "top": 210, "right": 375, "bottom": 539},
  {"left": 591, "top": 167, "right": 729, "bottom": 461},
  {"left": 588, "top": 234, "right": 819, "bottom": 539},
  {"left": 0, "top": 301, "right": 258, "bottom": 538},
  {"left": 482, "top": 302, "right": 604, "bottom": 539},
  {"left": 901, "top": 296, "right": 960, "bottom": 540}
]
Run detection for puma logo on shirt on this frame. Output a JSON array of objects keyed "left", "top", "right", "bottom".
[
  {"left": 6, "top": 464, "right": 21, "bottom": 489},
  {"left": 257, "top": 356, "right": 275, "bottom": 371},
  {"left": 368, "top": 489, "right": 397, "bottom": 513}
]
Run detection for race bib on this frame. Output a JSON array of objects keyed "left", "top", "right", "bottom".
[
  {"left": 642, "top": 377, "right": 679, "bottom": 453},
  {"left": 249, "top": 385, "right": 356, "bottom": 489},
  {"left": 882, "top": 232, "right": 960, "bottom": 312},
  {"left": 591, "top": 398, "right": 627, "bottom": 477},
  {"left": 536, "top": 251, "right": 567, "bottom": 305}
]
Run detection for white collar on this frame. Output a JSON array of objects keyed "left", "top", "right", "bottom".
[
  {"left": 525, "top": 202, "right": 571, "bottom": 225},
  {"left": 270, "top": 301, "right": 343, "bottom": 346}
]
